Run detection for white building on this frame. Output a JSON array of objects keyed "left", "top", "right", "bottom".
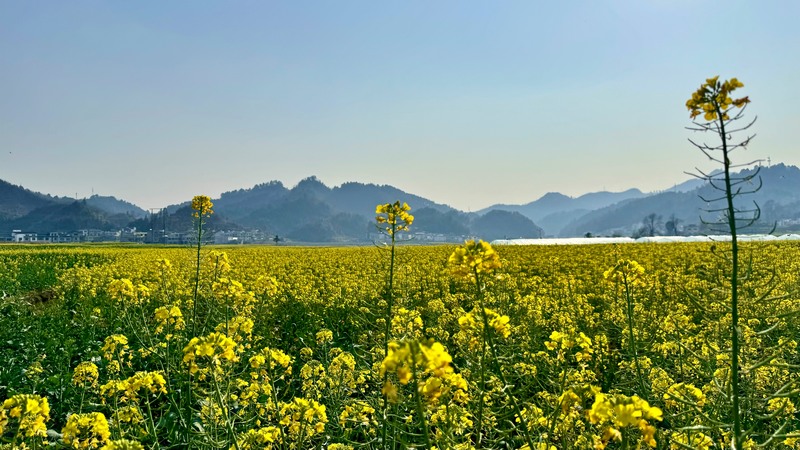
[{"left": 11, "top": 230, "right": 38, "bottom": 242}]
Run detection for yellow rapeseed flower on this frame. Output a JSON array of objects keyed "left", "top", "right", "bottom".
[
  {"left": 100, "top": 440, "right": 145, "bottom": 450},
  {"left": 375, "top": 201, "right": 414, "bottom": 237},
  {"left": 183, "top": 332, "right": 239, "bottom": 376},
  {"left": 381, "top": 339, "right": 455, "bottom": 404},
  {"left": 1, "top": 394, "right": 50, "bottom": 438},
  {"left": 100, "top": 371, "right": 167, "bottom": 404},
  {"left": 448, "top": 239, "right": 502, "bottom": 281},
  {"left": 72, "top": 361, "right": 100, "bottom": 389},
  {"left": 315, "top": 328, "right": 334, "bottom": 345},
  {"left": 191, "top": 195, "right": 214, "bottom": 218},
  {"left": 686, "top": 76, "right": 750, "bottom": 121},
  {"left": 234, "top": 426, "right": 282, "bottom": 450},
  {"left": 153, "top": 305, "right": 185, "bottom": 334},
  {"left": 278, "top": 397, "right": 328, "bottom": 438},
  {"left": 589, "top": 392, "right": 662, "bottom": 448},
  {"left": 62, "top": 412, "right": 111, "bottom": 449},
  {"left": 603, "top": 259, "right": 645, "bottom": 286}
]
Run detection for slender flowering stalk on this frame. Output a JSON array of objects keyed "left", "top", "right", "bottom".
[
  {"left": 191, "top": 195, "right": 213, "bottom": 336},
  {"left": 189, "top": 194, "right": 213, "bottom": 448},
  {"left": 448, "top": 240, "right": 534, "bottom": 449},
  {"left": 605, "top": 260, "right": 648, "bottom": 399},
  {"left": 375, "top": 201, "right": 413, "bottom": 449},
  {"left": 686, "top": 77, "right": 752, "bottom": 450}
]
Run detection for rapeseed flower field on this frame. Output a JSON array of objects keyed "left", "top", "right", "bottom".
[{"left": 1, "top": 210, "right": 799, "bottom": 448}]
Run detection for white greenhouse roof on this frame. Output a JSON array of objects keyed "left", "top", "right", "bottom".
[{"left": 491, "top": 234, "right": 800, "bottom": 246}]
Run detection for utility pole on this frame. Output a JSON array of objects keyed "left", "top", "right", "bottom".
[{"left": 163, "top": 208, "right": 167, "bottom": 244}]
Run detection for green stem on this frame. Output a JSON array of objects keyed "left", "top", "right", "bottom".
[
  {"left": 623, "top": 276, "right": 646, "bottom": 398},
  {"left": 144, "top": 398, "right": 159, "bottom": 441},
  {"left": 716, "top": 103, "right": 742, "bottom": 450},
  {"left": 213, "top": 373, "right": 240, "bottom": 450},
  {"left": 186, "top": 365, "right": 193, "bottom": 448},
  {"left": 188, "top": 210, "right": 204, "bottom": 450},
  {"left": 547, "top": 356, "right": 569, "bottom": 440},
  {"left": 476, "top": 307, "right": 486, "bottom": 447},
  {"left": 191, "top": 215, "right": 203, "bottom": 337},
  {"left": 381, "top": 224, "right": 397, "bottom": 450},
  {"left": 410, "top": 345, "right": 432, "bottom": 449},
  {"left": 475, "top": 268, "right": 536, "bottom": 450}
]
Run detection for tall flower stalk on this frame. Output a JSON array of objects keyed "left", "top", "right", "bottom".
[
  {"left": 686, "top": 76, "right": 755, "bottom": 450},
  {"left": 188, "top": 194, "right": 213, "bottom": 449},
  {"left": 374, "top": 201, "right": 413, "bottom": 449},
  {"left": 190, "top": 195, "right": 214, "bottom": 336},
  {"left": 448, "top": 240, "right": 534, "bottom": 449},
  {"left": 604, "top": 259, "right": 647, "bottom": 399}
]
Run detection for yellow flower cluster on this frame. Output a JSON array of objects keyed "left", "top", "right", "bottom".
[
  {"left": 1, "top": 394, "right": 50, "bottom": 438},
  {"left": 100, "top": 371, "right": 167, "bottom": 404},
  {"left": 101, "top": 334, "right": 131, "bottom": 374},
  {"left": 430, "top": 401, "right": 473, "bottom": 437},
  {"left": 107, "top": 278, "right": 149, "bottom": 306},
  {"left": 328, "top": 444, "right": 354, "bottom": 450},
  {"left": 588, "top": 392, "right": 663, "bottom": 448},
  {"left": 391, "top": 307, "right": 424, "bottom": 339},
  {"left": 328, "top": 351, "right": 364, "bottom": 390},
  {"left": 191, "top": 195, "right": 214, "bottom": 218},
  {"left": 315, "top": 328, "right": 334, "bottom": 345},
  {"left": 545, "top": 330, "right": 593, "bottom": 363},
  {"left": 375, "top": 201, "right": 414, "bottom": 237},
  {"left": 278, "top": 397, "right": 328, "bottom": 438},
  {"left": 766, "top": 397, "right": 795, "bottom": 417},
  {"left": 253, "top": 274, "right": 279, "bottom": 297},
  {"left": 234, "top": 378, "right": 274, "bottom": 415},
  {"left": 72, "top": 361, "right": 100, "bottom": 389},
  {"left": 61, "top": 412, "right": 111, "bottom": 449},
  {"left": 153, "top": 305, "right": 185, "bottom": 334},
  {"left": 100, "top": 439, "right": 144, "bottom": 450},
  {"left": 339, "top": 400, "right": 376, "bottom": 428},
  {"left": 215, "top": 315, "right": 254, "bottom": 346},
  {"left": 457, "top": 307, "right": 512, "bottom": 344},
  {"left": 249, "top": 347, "right": 293, "bottom": 378},
  {"left": 448, "top": 240, "right": 502, "bottom": 281},
  {"left": 213, "top": 277, "right": 257, "bottom": 315},
  {"left": 112, "top": 405, "right": 143, "bottom": 426},
  {"left": 669, "top": 431, "right": 714, "bottom": 450},
  {"left": 155, "top": 258, "right": 172, "bottom": 272},
  {"left": 663, "top": 382, "right": 706, "bottom": 409},
  {"left": 234, "top": 426, "right": 282, "bottom": 450},
  {"left": 382, "top": 340, "right": 452, "bottom": 384},
  {"left": 381, "top": 339, "right": 455, "bottom": 404},
  {"left": 183, "top": 332, "right": 239, "bottom": 376},
  {"left": 603, "top": 259, "right": 645, "bottom": 286},
  {"left": 208, "top": 250, "right": 231, "bottom": 274},
  {"left": 300, "top": 360, "right": 327, "bottom": 399},
  {"left": 686, "top": 76, "right": 750, "bottom": 121}
]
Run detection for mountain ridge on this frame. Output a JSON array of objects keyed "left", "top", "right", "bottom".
[{"left": 2, "top": 163, "right": 799, "bottom": 241}]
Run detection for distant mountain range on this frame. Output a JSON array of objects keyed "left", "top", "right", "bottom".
[
  {"left": 478, "top": 188, "right": 647, "bottom": 236},
  {"left": 2, "top": 163, "right": 799, "bottom": 242}
]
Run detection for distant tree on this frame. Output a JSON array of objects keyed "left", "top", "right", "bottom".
[
  {"left": 642, "top": 213, "right": 662, "bottom": 237},
  {"left": 664, "top": 214, "right": 682, "bottom": 236}
]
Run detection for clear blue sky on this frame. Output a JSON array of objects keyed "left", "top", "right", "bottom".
[{"left": 1, "top": 1, "right": 798, "bottom": 211}]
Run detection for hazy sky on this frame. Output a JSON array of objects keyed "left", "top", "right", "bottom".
[{"left": 1, "top": 1, "right": 798, "bottom": 211}]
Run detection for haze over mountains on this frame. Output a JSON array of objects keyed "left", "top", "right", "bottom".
[{"left": 2, "top": 163, "right": 799, "bottom": 242}]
